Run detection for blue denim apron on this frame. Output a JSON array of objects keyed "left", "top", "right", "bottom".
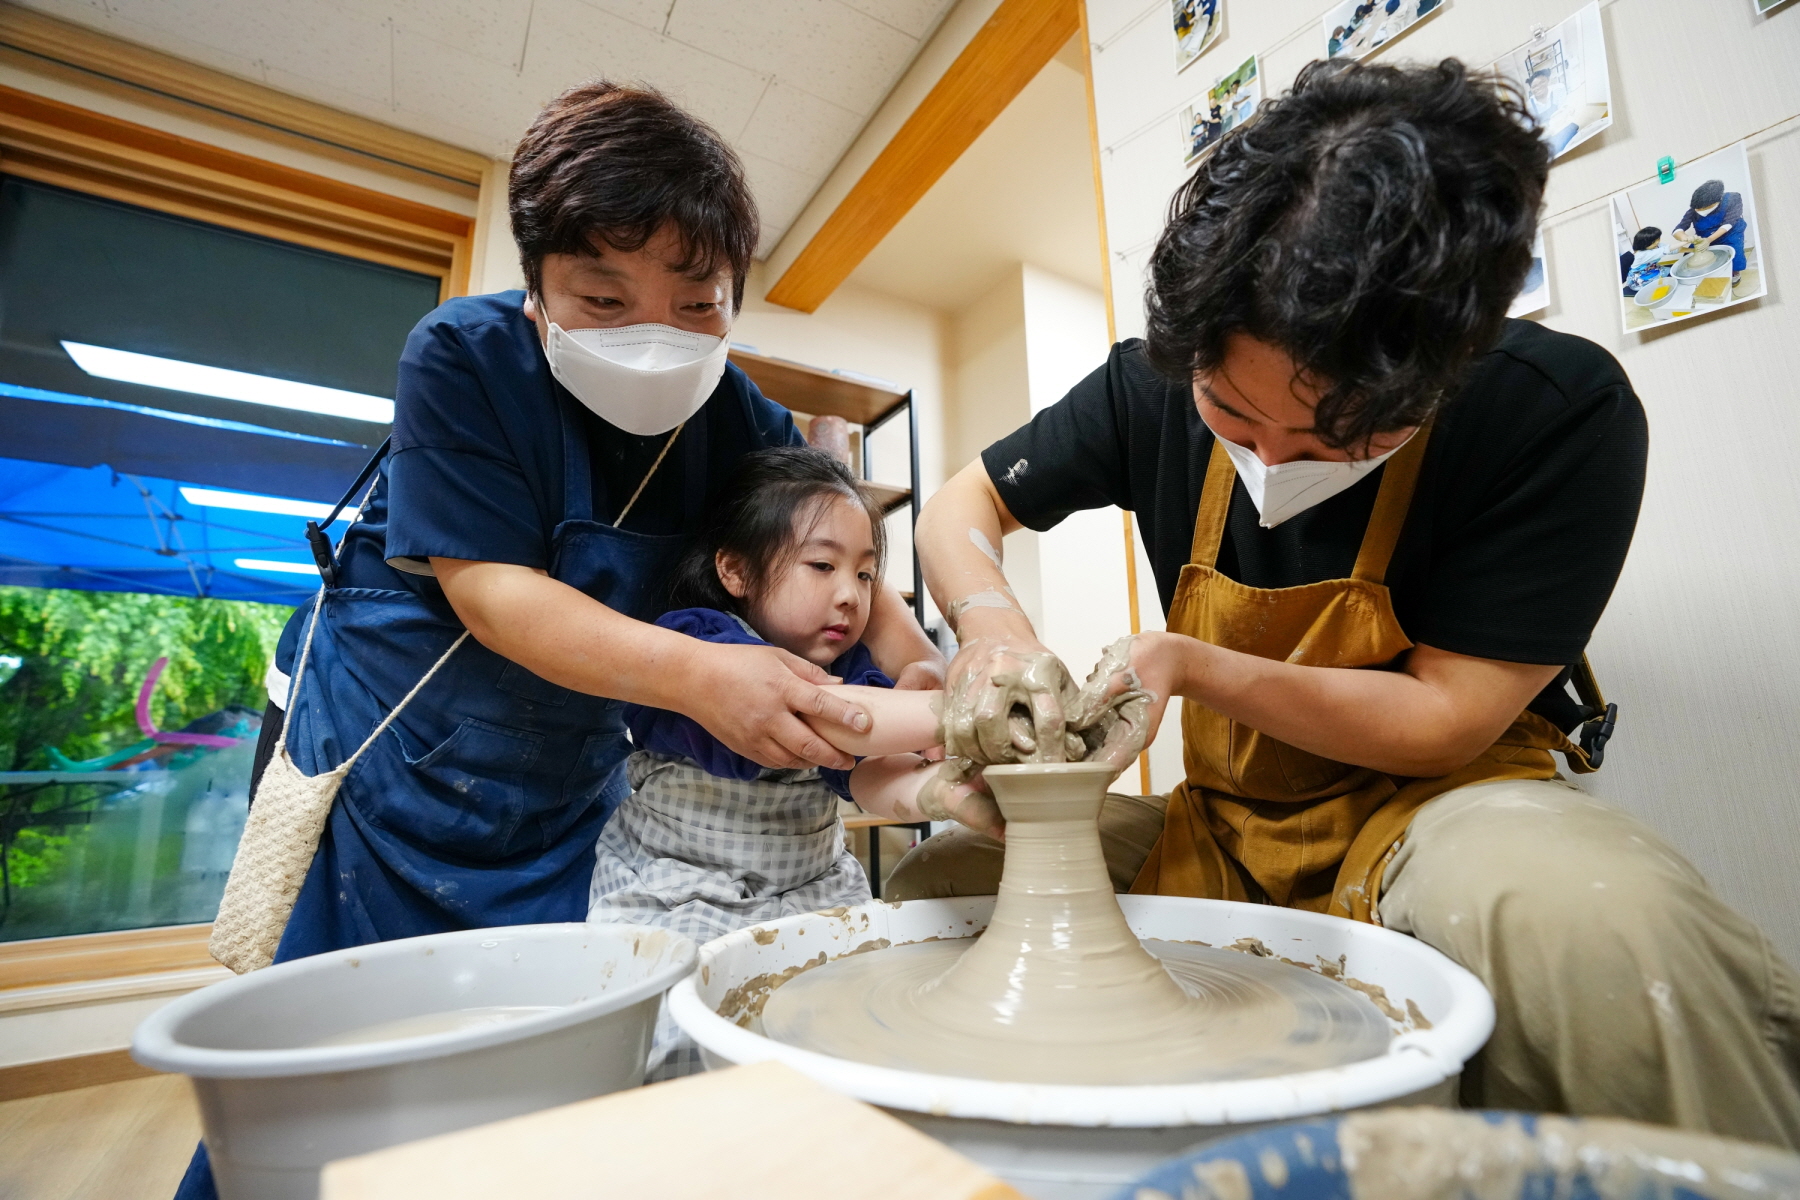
[
  {"left": 1690, "top": 201, "right": 1747, "bottom": 273},
  {"left": 174, "top": 402, "right": 704, "bottom": 1200},
  {"left": 271, "top": 400, "right": 705, "bottom": 960}
]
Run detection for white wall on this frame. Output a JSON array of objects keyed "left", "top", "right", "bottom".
[
  {"left": 734, "top": 260, "right": 951, "bottom": 622},
  {"left": 1083, "top": 0, "right": 1800, "bottom": 960},
  {"left": 468, "top": 158, "right": 527, "bottom": 296},
  {"left": 941, "top": 267, "right": 1040, "bottom": 629},
  {"left": 1019, "top": 266, "right": 1134, "bottom": 694}
]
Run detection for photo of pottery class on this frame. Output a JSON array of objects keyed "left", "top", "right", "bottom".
[
  {"left": 1492, "top": 1, "right": 1612, "bottom": 159},
  {"left": 1171, "top": 0, "right": 1223, "bottom": 70},
  {"left": 1181, "top": 54, "right": 1261, "bottom": 164},
  {"left": 1321, "top": 0, "right": 1444, "bottom": 61},
  {"left": 1509, "top": 231, "right": 1551, "bottom": 318},
  {"left": 1, "top": 2, "right": 1796, "bottom": 1200},
  {"left": 1610, "top": 141, "right": 1766, "bottom": 332}
]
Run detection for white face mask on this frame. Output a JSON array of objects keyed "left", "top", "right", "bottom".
[
  {"left": 1214, "top": 428, "right": 1412, "bottom": 529},
  {"left": 542, "top": 319, "right": 729, "bottom": 435}
]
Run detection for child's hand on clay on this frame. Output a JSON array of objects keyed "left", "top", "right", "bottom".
[
  {"left": 848, "top": 753, "right": 1004, "bottom": 840},
  {"left": 914, "top": 757, "right": 1004, "bottom": 840}
]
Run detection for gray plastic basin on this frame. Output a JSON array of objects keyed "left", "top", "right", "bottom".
[{"left": 133, "top": 922, "right": 694, "bottom": 1200}]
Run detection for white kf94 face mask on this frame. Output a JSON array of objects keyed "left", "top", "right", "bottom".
[
  {"left": 1214, "top": 428, "right": 1414, "bottom": 529},
  {"left": 542, "top": 319, "right": 730, "bottom": 436}
]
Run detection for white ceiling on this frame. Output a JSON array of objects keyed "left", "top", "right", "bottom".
[
  {"left": 846, "top": 48, "right": 1102, "bottom": 312},
  {"left": 18, "top": 0, "right": 957, "bottom": 254}
]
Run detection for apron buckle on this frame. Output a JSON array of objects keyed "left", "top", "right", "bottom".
[
  {"left": 1570, "top": 655, "right": 1618, "bottom": 769},
  {"left": 305, "top": 520, "right": 338, "bottom": 588},
  {"left": 1578, "top": 701, "right": 1618, "bottom": 768}
]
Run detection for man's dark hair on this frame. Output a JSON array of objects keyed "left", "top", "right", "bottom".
[
  {"left": 1632, "top": 227, "right": 1662, "bottom": 252},
  {"left": 1145, "top": 58, "right": 1550, "bottom": 450},
  {"left": 668, "top": 447, "right": 887, "bottom": 616},
  {"left": 510, "top": 82, "right": 758, "bottom": 308},
  {"left": 1690, "top": 179, "right": 1725, "bottom": 210}
]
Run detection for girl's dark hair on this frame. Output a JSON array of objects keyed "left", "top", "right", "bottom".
[
  {"left": 1690, "top": 179, "right": 1726, "bottom": 209},
  {"left": 669, "top": 447, "right": 887, "bottom": 615},
  {"left": 1632, "top": 227, "right": 1662, "bottom": 252},
  {"left": 1145, "top": 58, "right": 1550, "bottom": 451},
  {"left": 510, "top": 82, "right": 758, "bottom": 308}
]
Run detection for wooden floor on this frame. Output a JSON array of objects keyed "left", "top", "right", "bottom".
[{"left": 0, "top": 1075, "right": 199, "bottom": 1200}]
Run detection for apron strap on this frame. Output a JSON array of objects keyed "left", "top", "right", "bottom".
[
  {"left": 339, "top": 629, "right": 471, "bottom": 772},
  {"left": 613, "top": 422, "right": 686, "bottom": 529},
  {"left": 1187, "top": 438, "right": 1239, "bottom": 568},
  {"left": 1350, "top": 417, "right": 1434, "bottom": 585},
  {"left": 288, "top": 587, "right": 327, "bottom": 700}
]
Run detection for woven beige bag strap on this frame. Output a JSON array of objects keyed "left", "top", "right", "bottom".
[{"left": 210, "top": 591, "right": 469, "bottom": 972}]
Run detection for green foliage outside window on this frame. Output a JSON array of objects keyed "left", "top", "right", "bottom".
[{"left": 0, "top": 586, "right": 292, "bottom": 935}]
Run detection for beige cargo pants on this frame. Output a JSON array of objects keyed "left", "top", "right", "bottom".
[{"left": 884, "top": 777, "right": 1800, "bottom": 1148}]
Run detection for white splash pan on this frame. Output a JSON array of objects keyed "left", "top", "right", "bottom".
[
  {"left": 135, "top": 923, "right": 694, "bottom": 1200},
  {"left": 669, "top": 896, "right": 1493, "bottom": 1199}
]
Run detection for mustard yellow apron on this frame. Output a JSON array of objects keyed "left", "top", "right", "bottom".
[{"left": 1130, "top": 422, "right": 1593, "bottom": 922}]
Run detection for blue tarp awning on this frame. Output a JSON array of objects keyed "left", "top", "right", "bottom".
[{"left": 0, "top": 384, "right": 374, "bottom": 604}]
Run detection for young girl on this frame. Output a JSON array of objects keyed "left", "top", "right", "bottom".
[{"left": 588, "top": 446, "right": 971, "bottom": 1078}]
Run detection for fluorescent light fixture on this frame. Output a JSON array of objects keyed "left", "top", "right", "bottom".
[
  {"left": 62, "top": 341, "right": 394, "bottom": 424},
  {"left": 180, "top": 486, "right": 357, "bottom": 523},
  {"left": 234, "top": 558, "right": 321, "bottom": 576},
  {"left": 0, "top": 381, "right": 361, "bottom": 446}
]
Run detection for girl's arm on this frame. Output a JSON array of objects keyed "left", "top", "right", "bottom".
[{"left": 805, "top": 686, "right": 941, "bottom": 756}]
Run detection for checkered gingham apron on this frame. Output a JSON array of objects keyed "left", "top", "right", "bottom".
[{"left": 589, "top": 749, "right": 871, "bottom": 1079}]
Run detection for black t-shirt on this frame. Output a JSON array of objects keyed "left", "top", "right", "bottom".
[{"left": 982, "top": 319, "right": 1647, "bottom": 681}]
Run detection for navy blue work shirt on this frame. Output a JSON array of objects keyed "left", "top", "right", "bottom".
[{"left": 276, "top": 290, "right": 802, "bottom": 672}]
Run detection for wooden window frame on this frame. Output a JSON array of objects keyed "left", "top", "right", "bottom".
[
  {"left": 0, "top": 924, "right": 216, "bottom": 991},
  {"left": 0, "top": 78, "right": 474, "bottom": 987},
  {"left": 0, "top": 83, "right": 474, "bottom": 301}
]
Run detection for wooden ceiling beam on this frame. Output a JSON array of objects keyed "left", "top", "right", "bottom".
[{"left": 765, "top": 0, "right": 1079, "bottom": 314}]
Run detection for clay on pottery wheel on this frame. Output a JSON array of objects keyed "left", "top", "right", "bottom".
[
  {"left": 1679, "top": 248, "right": 1722, "bottom": 274},
  {"left": 761, "top": 763, "right": 1393, "bottom": 1085}
]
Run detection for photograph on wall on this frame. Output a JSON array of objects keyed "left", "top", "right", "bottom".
[
  {"left": 1181, "top": 54, "right": 1261, "bottom": 165},
  {"left": 1609, "top": 141, "right": 1766, "bottom": 334},
  {"left": 1509, "top": 231, "right": 1550, "bottom": 319},
  {"left": 1173, "top": 0, "right": 1223, "bottom": 72},
  {"left": 1754, "top": 0, "right": 1793, "bottom": 14},
  {"left": 1493, "top": 2, "right": 1611, "bottom": 160},
  {"left": 1321, "top": 0, "right": 1444, "bottom": 62}
]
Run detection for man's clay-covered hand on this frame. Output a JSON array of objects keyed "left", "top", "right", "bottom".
[
  {"left": 1066, "top": 635, "right": 1164, "bottom": 778},
  {"left": 939, "top": 637, "right": 1079, "bottom": 765}
]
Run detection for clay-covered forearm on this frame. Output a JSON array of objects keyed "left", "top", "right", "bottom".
[
  {"left": 916, "top": 460, "right": 1031, "bottom": 637},
  {"left": 804, "top": 686, "right": 941, "bottom": 756},
  {"left": 431, "top": 558, "right": 700, "bottom": 711},
  {"left": 1176, "top": 637, "right": 1561, "bottom": 777}
]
